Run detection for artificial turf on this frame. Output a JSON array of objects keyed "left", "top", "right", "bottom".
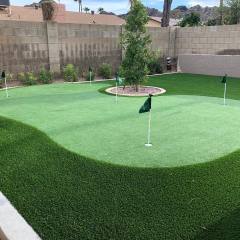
[
  {"left": 1, "top": 73, "right": 240, "bottom": 239},
  {"left": 1, "top": 76, "right": 240, "bottom": 167}
]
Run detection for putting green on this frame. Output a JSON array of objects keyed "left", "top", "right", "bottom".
[{"left": 1, "top": 83, "right": 240, "bottom": 168}]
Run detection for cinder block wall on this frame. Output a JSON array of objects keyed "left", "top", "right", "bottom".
[
  {"left": 1, "top": 20, "right": 240, "bottom": 76},
  {"left": 176, "top": 25, "right": 240, "bottom": 55},
  {"left": 148, "top": 27, "right": 177, "bottom": 57},
  {"left": 58, "top": 23, "right": 122, "bottom": 73},
  {"left": 0, "top": 20, "right": 49, "bottom": 74}
]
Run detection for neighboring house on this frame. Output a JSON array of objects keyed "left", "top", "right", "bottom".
[
  {"left": 0, "top": 0, "right": 10, "bottom": 15},
  {"left": 0, "top": 0, "right": 10, "bottom": 7},
  {"left": 0, "top": 4, "right": 125, "bottom": 26},
  {"left": 148, "top": 16, "right": 180, "bottom": 27},
  {"left": 0, "top": 3, "right": 180, "bottom": 28}
]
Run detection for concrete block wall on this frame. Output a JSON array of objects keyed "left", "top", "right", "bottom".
[
  {"left": 176, "top": 25, "right": 240, "bottom": 55},
  {"left": 0, "top": 20, "right": 49, "bottom": 74},
  {"left": 58, "top": 23, "right": 122, "bottom": 73},
  {"left": 47, "top": 22, "right": 60, "bottom": 73},
  {"left": 1, "top": 20, "right": 240, "bottom": 76},
  {"left": 148, "top": 27, "right": 177, "bottom": 57}
]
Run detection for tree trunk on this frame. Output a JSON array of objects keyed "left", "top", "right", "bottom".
[
  {"left": 161, "top": 0, "right": 173, "bottom": 27},
  {"left": 135, "top": 84, "right": 139, "bottom": 92},
  {"left": 41, "top": 0, "right": 55, "bottom": 21},
  {"left": 219, "top": 0, "right": 224, "bottom": 25}
]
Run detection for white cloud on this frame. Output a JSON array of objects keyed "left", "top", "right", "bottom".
[
  {"left": 59, "top": 0, "right": 130, "bottom": 14},
  {"left": 187, "top": 0, "right": 219, "bottom": 7},
  {"left": 11, "top": 0, "right": 130, "bottom": 14}
]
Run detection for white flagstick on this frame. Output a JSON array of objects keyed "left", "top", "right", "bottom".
[
  {"left": 224, "top": 82, "right": 226, "bottom": 106},
  {"left": 115, "top": 80, "right": 118, "bottom": 103},
  {"left": 4, "top": 76, "right": 9, "bottom": 98},
  {"left": 145, "top": 110, "right": 152, "bottom": 147},
  {"left": 89, "top": 71, "right": 92, "bottom": 86}
]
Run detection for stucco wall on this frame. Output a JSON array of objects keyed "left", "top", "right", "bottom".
[{"left": 178, "top": 54, "right": 240, "bottom": 78}]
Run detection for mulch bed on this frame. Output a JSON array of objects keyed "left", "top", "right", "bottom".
[{"left": 106, "top": 86, "right": 166, "bottom": 96}]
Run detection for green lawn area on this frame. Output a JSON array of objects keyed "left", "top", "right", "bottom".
[{"left": 1, "top": 73, "right": 240, "bottom": 239}]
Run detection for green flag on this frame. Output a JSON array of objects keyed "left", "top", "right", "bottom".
[
  {"left": 116, "top": 73, "right": 123, "bottom": 85},
  {"left": 222, "top": 74, "right": 227, "bottom": 84},
  {"left": 139, "top": 94, "right": 152, "bottom": 114}
]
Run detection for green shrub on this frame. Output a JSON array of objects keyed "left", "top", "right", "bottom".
[
  {"left": 18, "top": 72, "right": 25, "bottom": 82},
  {"left": 39, "top": 68, "right": 53, "bottom": 84},
  {"left": 98, "top": 63, "right": 112, "bottom": 79},
  {"left": 148, "top": 55, "right": 163, "bottom": 75},
  {"left": 63, "top": 64, "right": 78, "bottom": 82},
  {"left": 18, "top": 72, "right": 37, "bottom": 86},
  {"left": 85, "top": 70, "right": 95, "bottom": 81},
  {"left": 6, "top": 73, "right": 14, "bottom": 82}
]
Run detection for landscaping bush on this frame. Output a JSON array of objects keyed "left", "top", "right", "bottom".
[
  {"left": 39, "top": 68, "right": 53, "bottom": 84},
  {"left": 63, "top": 64, "right": 78, "bottom": 82},
  {"left": 121, "top": 0, "right": 151, "bottom": 91},
  {"left": 98, "top": 63, "right": 112, "bottom": 79},
  {"left": 148, "top": 55, "right": 163, "bottom": 75},
  {"left": 6, "top": 73, "right": 14, "bottom": 82},
  {"left": 18, "top": 72, "right": 37, "bottom": 86},
  {"left": 85, "top": 70, "right": 95, "bottom": 81},
  {"left": 0, "top": 72, "right": 14, "bottom": 88}
]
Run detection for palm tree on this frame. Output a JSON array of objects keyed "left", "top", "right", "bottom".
[
  {"left": 161, "top": 0, "right": 173, "bottom": 27},
  {"left": 41, "top": 0, "right": 55, "bottom": 21},
  {"left": 74, "top": 0, "right": 82, "bottom": 13},
  {"left": 84, "top": 7, "right": 90, "bottom": 14},
  {"left": 98, "top": 7, "right": 104, "bottom": 14},
  {"left": 220, "top": 0, "right": 224, "bottom": 24}
]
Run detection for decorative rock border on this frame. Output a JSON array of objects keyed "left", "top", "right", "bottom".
[
  {"left": 105, "top": 86, "right": 166, "bottom": 97},
  {"left": 0, "top": 192, "right": 41, "bottom": 240}
]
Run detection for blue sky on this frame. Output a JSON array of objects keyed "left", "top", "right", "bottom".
[{"left": 11, "top": 0, "right": 219, "bottom": 14}]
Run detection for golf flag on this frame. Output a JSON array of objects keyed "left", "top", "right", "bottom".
[
  {"left": 139, "top": 94, "right": 152, "bottom": 113},
  {"left": 222, "top": 74, "right": 227, "bottom": 84},
  {"left": 1, "top": 71, "right": 5, "bottom": 79},
  {"left": 1, "top": 71, "right": 9, "bottom": 98},
  {"left": 221, "top": 74, "right": 227, "bottom": 105},
  {"left": 115, "top": 72, "right": 124, "bottom": 103},
  {"left": 89, "top": 67, "right": 93, "bottom": 85},
  {"left": 116, "top": 73, "right": 123, "bottom": 86},
  {"left": 139, "top": 94, "right": 153, "bottom": 147}
]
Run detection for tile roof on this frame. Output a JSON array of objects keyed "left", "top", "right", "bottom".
[
  {"left": 0, "top": 4, "right": 125, "bottom": 26},
  {"left": 149, "top": 16, "right": 180, "bottom": 26}
]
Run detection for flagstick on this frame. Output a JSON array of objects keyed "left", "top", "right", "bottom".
[
  {"left": 145, "top": 110, "right": 152, "bottom": 147},
  {"left": 115, "top": 81, "right": 118, "bottom": 103},
  {"left": 4, "top": 77, "right": 9, "bottom": 98},
  {"left": 89, "top": 71, "right": 92, "bottom": 86},
  {"left": 224, "top": 82, "right": 226, "bottom": 106}
]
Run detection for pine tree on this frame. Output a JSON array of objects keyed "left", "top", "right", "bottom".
[{"left": 121, "top": 0, "right": 151, "bottom": 92}]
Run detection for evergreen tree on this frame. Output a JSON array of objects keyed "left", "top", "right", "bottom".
[
  {"left": 121, "top": 0, "right": 151, "bottom": 92},
  {"left": 180, "top": 12, "right": 201, "bottom": 27}
]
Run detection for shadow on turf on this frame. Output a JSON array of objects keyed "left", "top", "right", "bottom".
[{"left": 193, "top": 207, "right": 240, "bottom": 240}]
